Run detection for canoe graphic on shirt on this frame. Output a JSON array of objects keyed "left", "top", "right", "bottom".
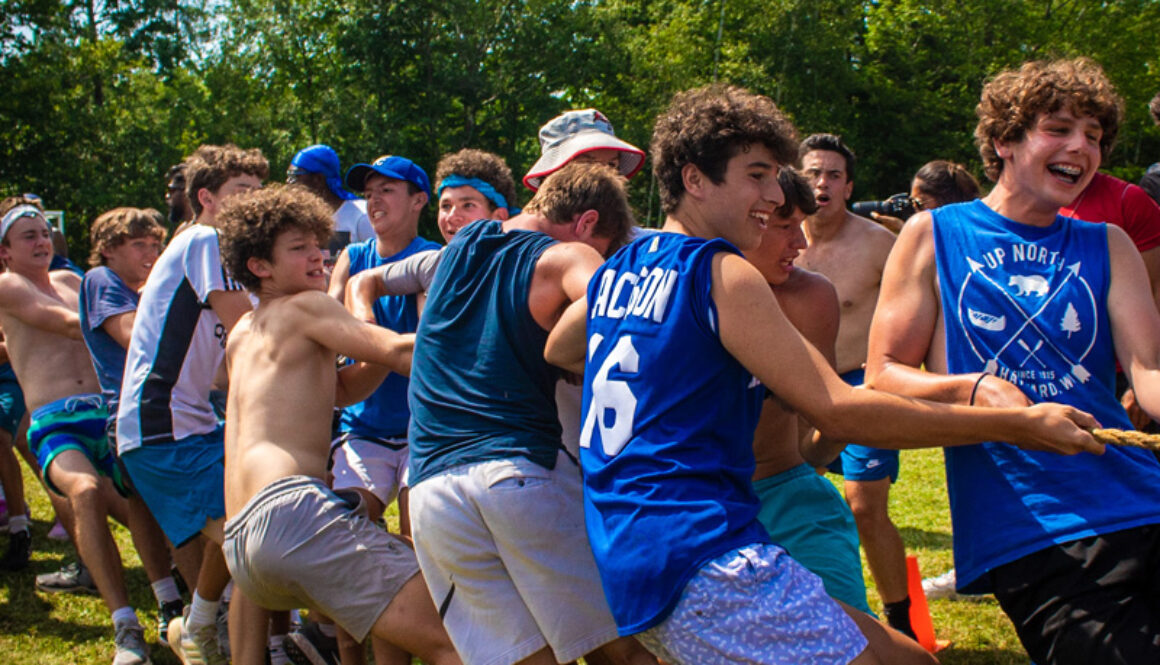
[{"left": 967, "top": 308, "right": 1006, "bottom": 332}]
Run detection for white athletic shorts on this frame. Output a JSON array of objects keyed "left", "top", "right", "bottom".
[
  {"left": 329, "top": 434, "right": 409, "bottom": 506},
  {"left": 409, "top": 450, "right": 620, "bottom": 665},
  {"left": 638, "top": 543, "right": 869, "bottom": 665}
]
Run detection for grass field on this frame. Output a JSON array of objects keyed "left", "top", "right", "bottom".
[{"left": 0, "top": 448, "right": 1031, "bottom": 664}]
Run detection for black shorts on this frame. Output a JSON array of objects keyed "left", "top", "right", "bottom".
[{"left": 989, "top": 524, "right": 1160, "bottom": 665}]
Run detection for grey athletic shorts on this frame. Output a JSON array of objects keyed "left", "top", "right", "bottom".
[{"left": 223, "top": 475, "right": 421, "bottom": 641}]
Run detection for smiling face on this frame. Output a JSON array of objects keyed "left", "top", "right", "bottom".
[
  {"left": 996, "top": 108, "right": 1102, "bottom": 210},
  {"left": 103, "top": 235, "right": 162, "bottom": 290},
  {"left": 700, "top": 143, "right": 785, "bottom": 251},
  {"left": 801, "top": 150, "right": 853, "bottom": 219},
  {"left": 745, "top": 206, "right": 808, "bottom": 285},
  {"left": 437, "top": 185, "right": 497, "bottom": 242},
  {"left": 259, "top": 227, "right": 328, "bottom": 296},
  {"left": 364, "top": 174, "right": 426, "bottom": 238},
  {"left": 0, "top": 216, "right": 53, "bottom": 274}
]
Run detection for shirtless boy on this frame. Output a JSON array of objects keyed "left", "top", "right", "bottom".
[
  {"left": 0, "top": 198, "right": 150, "bottom": 665},
  {"left": 867, "top": 57, "right": 1160, "bottom": 664},
  {"left": 216, "top": 185, "right": 460, "bottom": 665},
  {"left": 797, "top": 133, "right": 912, "bottom": 636},
  {"left": 545, "top": 83, "right": 1102, "bottom": 665},
  {"left": 746, "top": 167, "right": 870, "bottom": 614}
]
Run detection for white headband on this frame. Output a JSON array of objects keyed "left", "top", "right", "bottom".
[{"left": 0, "top": 205, "right": 49, "bottom": 241}]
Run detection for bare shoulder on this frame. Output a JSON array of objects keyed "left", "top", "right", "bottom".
[
  {"left": 49, "top": 269, "right": 81, "bottom": 293},
  {"left": 541, "top": 240, "right": 602, "bottom": 265},
  {"left": 892, "top": 210, "right": 936, "bottom": 257},
  {"left": 782, "top": 268, "right": 837, "bottom": 302},
  {"left": 849, "top": 212, "right": 897, "bottom": 252}
]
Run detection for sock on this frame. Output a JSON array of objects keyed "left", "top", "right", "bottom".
[
  {"left": 317, "top": 621, "right": 337, "bottom": 639},
  {"left": 111, "top": 606, "right": 140, "bottom": 629},
  {"left": 187, "top": 591, "right": 220, "bottom": 633},
  {"left": 883, "top": 598, "right": 916, "bottom": 639},
  {"left": 268, "top": 635, "right": 290, "bottom": 665},
  {"left": 8, "top": 514, "right": 28, "bottom": 533},
  {"left": 221, "top": 580, "right": 234, "bottom": 604},
  {"left": 151, "top": 576, "right": 181, "bottom": 605}
]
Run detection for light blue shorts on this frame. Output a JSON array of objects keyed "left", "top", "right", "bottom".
[
  {"left": 754, "top": 463, "right": 872, "bottom": 614},
  {"left": 120, "top": 429, "right": 226, "bottom": 547},
  {"left": 828, "top": 369, "right": 900, "bottom": 482},
  {"left": 637, "top": 544, "right": 868, "bottom": 664}
]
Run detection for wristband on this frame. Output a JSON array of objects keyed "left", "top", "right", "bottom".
[{"left": 968, "top": 373, "right": 988, "bottom": 406}]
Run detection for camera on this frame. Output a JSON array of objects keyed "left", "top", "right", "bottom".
[{"left": 851, "top": 193, "right": 916, "bottom": 221}]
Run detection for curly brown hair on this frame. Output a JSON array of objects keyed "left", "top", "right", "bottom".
[
  {"left": 975, "top": 58, "right": 1122, "bottom": 182},
  {"left": 524, "top": 162, "right": 635, "bottom": 254},
  {"left": 218, "top": 185, "right": 333, "bottom": 292},
  {"left": 1150, "top": 91, "right": 1160, "bottom": 126},
  {"left": 88, "top": 208, "right": 167, "bottom": 267},
  {"left": 651, "top": 84, "right": 799, "bottom": 214},
  {"left": 185, "top": 144, "right": 270, "bottom": 216},
  {"left": 434, "top": 149, "right": 520, "bottom": 212}
]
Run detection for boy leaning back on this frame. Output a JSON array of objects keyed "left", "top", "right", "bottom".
[
  {"left": 546, "top": 84, "right": 1102, "bottom": 665},
  {"left": 216, "top": 185, "right": 460, "bottom": 665}
]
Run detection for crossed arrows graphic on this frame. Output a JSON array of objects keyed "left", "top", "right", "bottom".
[{"left": 961, "top": 258, "right": 1093, "bottom": 383}]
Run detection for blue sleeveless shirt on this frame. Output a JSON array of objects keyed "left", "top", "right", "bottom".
[
  {"left": 932, "top": 200, "right": 1160, "bottom": 592},
  {"left": 407, "top": 220, "right": 563, "bottom": 485},
  {"left": 340, "top": 236, "right": 439, "bottom": 439},
  {"left": 581, "top": 232, "right": 769, "bottom": 635}
]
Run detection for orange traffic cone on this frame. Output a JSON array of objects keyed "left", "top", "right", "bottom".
[{"left": 906, "top": 555, "right": 950, "bottom": 653}]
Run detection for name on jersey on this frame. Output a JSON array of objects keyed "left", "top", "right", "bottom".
[
  {"left": 977, "top": 241, "right": 1068, "bottom": 272},
  {"left": 590, "top": 266, "right": 678, "bottom": 323}
]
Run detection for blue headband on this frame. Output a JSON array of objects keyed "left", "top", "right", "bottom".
[
  {"left": 437, "top": 176, "right": 518, "bottom": 214},
  {"left": 0, "top": 205, "right": 48, "bottom": 241}
]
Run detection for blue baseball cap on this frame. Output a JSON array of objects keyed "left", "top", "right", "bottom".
[
  {"left": 344, "top": 155, "right": 431, "bottom": 198},
  {"left": 290, "top": 145, "right": 358, "bottom": 201}
]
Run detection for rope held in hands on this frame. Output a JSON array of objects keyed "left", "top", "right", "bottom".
[{"left": 1090, "top": 428, "right": 1160, "bottom": 451}]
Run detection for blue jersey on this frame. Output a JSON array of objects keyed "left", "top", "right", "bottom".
[
  {"left": 79, "top": 266, "right": 138, "bottom": 426},
  {"left": 933, "top": 200, "right": 1160, "bottom": 592},
  {"left": 340, "top": 236, "right": 439, "bottom": 438},
  {"left": 581, "top": 232, "right": 768, "bottom": 635},
  {"left": 408, "top": 219, "right": 563, "bottom": 485}
]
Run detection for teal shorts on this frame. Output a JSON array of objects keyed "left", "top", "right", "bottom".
[
  {"left": 0, "top": 363, "right": 26, "bottom": 437},
  {"left": 28, "top": 394, "right": 123, "bottom": 496},
  {"left": 754, "top": 463, "right": 872, "bottom": 614}
]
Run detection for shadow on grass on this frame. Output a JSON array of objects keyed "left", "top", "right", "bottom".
[
  {"left": 900, "top": 526, "right": 953, "bottom": 550},
  {"left": 934, "top": 644, "right": 1029, "bottom": 665},
  {"left": 0, "top": 566, "right": 109, "bottom": 643}
]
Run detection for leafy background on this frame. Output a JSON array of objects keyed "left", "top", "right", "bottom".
[{"left": 3, "top": 0, "right": 1159, "bottom": 253}]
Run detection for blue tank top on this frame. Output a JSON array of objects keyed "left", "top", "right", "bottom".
[
  {"left": 932, "top": 200, "right": 1160, "bottom": 592},
  {"left": 581, "top": 232, "right": 769, "bottom": 634},
  {"left": 408, "top": 219, "right": 563, "bottom": 485},
  {"left": 340, "top": 236, "right": 440, "bottom": 438}
]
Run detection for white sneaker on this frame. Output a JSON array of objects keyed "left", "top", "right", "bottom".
[
  {"left": 112, "top": 623, "right": 151, "bottom": 665},
  {"left": 167, "top": 607, "right": 228, "bottom": 665},
  {"left": 921, "top": 568, "right": 959, "bottom": 600}
]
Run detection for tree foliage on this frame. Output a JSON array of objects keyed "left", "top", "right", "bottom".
[{"left": 2, "top": 0, "right": 1159, "bottom": 255}]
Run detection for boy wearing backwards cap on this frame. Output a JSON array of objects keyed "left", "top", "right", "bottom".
[
  {"left": 287, "top": 144, "right": 375, "bottom": 246},
  {"left": 0, "top": 197, "right": 151, "bottom": 665}
]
